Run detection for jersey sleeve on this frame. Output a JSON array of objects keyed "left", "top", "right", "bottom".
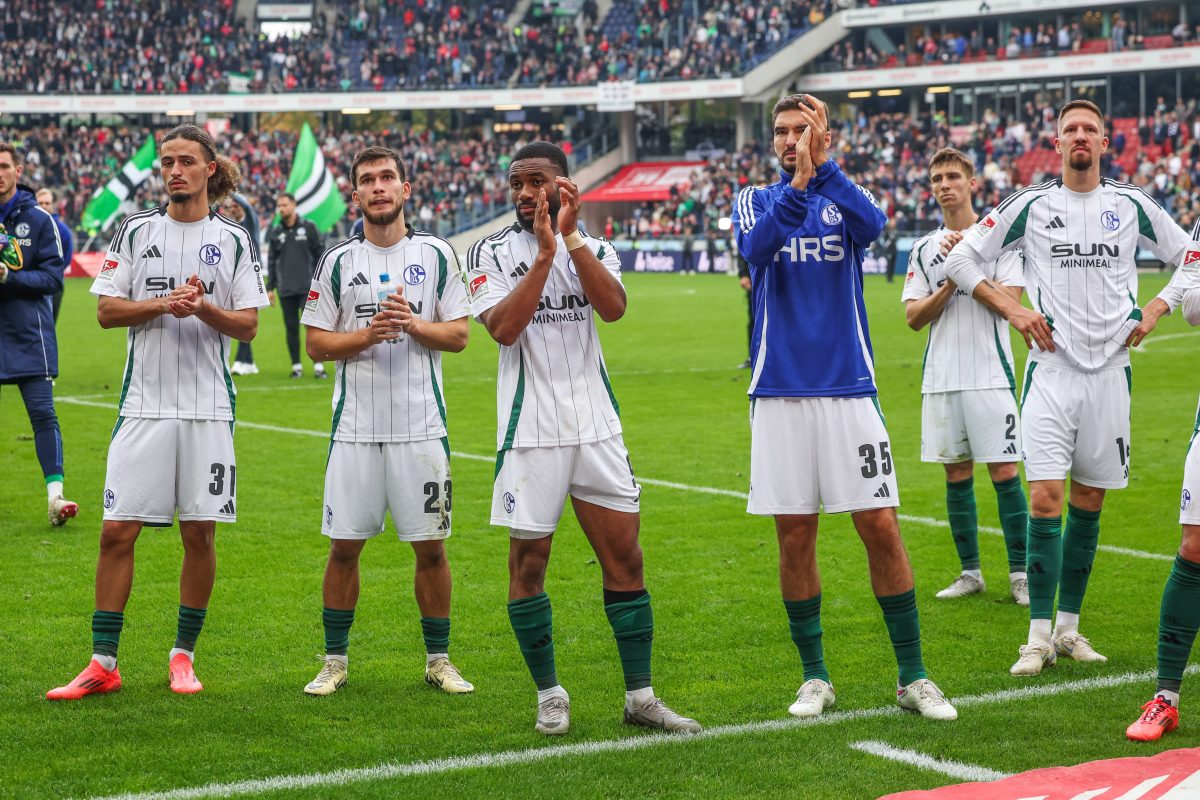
[
  {"left": 995, "top": 249, "right": 1025, "bottom": 288},
  {"left": 230, "top": 228, "right": 269, "bottom": 310},
  {"left": 434, "top": 242, "right": 469, "bottom": 321},
  {"left": 943, "top": 196, "right": 1030, "bottom": 293},
  {"left": 464, "top": 234, "right": 512, "bottom": 319},
  {"left": 90, "top": 221, "right": 135, "bottom": 298},
  {"left": 593, "top": 237, "right": 624, "bottom": 285},
  {"left": 300, "top": 247, "right": 343, "bottom": 331},
  {"left": 733, "top": 184, "right": 811, "bottom": 266},
  {"left": 807, "top": 159, "right": 887, "bottom": 247},
  {"left": 900, "top": 237, "right": 933, "bottom": 302},
  {"left": 1141, "top": 203, "right": 1200, "bottom": 312}
]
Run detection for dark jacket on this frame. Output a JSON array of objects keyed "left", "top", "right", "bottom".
[
  {"left": 0, "top": 184, "right": 65, "bottom": 380},
  {"left": 266, "top": 216, "right": 323, "bottom": 296}
]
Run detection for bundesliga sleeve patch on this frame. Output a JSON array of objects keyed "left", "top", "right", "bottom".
[
  {"left": 977, "top": 216, "right": 996, "bottom": 234},
  {"left": 305, "top": 290, "right": 320, "bottom": 312},
  {"left": 1182, "top": 249, "right": 1200, "bottom": 270},
  {"left": 99, "top": 257, "right": 119, "bottom": 280},
  {"left": 468, "top": 273, "right": 489, "bottom": 301}
]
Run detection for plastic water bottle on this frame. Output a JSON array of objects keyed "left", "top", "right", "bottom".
[{"left": 377, "top": 272, "right": 404, "bottom": 342}]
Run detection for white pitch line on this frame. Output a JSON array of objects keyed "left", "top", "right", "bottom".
[
  {"left": 54, "top": 397, "right": 1174, "bottom": 563},
  {"left": 82, "top": 665, "right": 1197, "bottom": 800},
  {"left": 850, "top": 740, "right": 1011, "bottom": 782},
  {"left": 1134, "top": 330, "right": 1199, "bottom": 351}
]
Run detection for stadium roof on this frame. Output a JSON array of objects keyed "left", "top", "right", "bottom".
[{"left": 580, "top": 162, "right": 707, "bottom": 203}]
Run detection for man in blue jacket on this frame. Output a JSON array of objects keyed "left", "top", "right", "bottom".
[
  {"left": 732, "top": 94, "right": 955, "bottom": 721},
  {"left": 37, "top": 188, "right": 74, "bottom": 322},
  {"left": 0, "top": 142, "right": 77, "bottom": 525}
]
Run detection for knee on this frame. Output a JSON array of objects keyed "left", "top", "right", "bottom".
[
  {"left": 1069, "top": 484, "right": 1105, "bottom": 512},
  {"left": 413, "top": 543, "right": 448, "bottom": 570},
  {"left": 510, "top": 544, "right": 550, "bottom": 589},
  {"left": 987, "top": 462, "right": 1019, "bottom": 483},
  {"left": 27, "top": 405, "right": 58, "bottom": 433},
  {"left": 328, "top": 540, "right": 362, "bottom": 568},
  {"left": 1029, "top": 487, "right": 1061, "bottom": 517},
  {"left": 945, "top": 462, "right": 974, "bottom": 483},
  {"left": 99, "top": 524, "right": 139, "bottom": 556},
  {"left": 1179, "top": 526, "right": 1200, "bottom": 563},
  {"left": 180, "top": 526, "right": 216, "bottom": 553}
]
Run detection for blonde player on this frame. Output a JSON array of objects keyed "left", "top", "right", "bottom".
[
  {"left": 48, "top": 124, "right": 268, "bottom": 700},
  {"left": 466, "top": 141, "right": 699, "bottom": 736},
  {"left": 903, "top": 147, "right": 1030, "bottom": 605},
  {"left": 300, "top": 147, "right": 473, "bottom": 698},
  {"left": 944, "top": 99, "right": 1200, "bottom": 676}
]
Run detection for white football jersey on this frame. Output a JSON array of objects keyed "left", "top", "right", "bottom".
[
  {"left": 301, "top": 229, "right": 468, "bottom": 444},
  {"left": 90, "top": 207, "right": 268, "bottom": 421},
  {"left": 945, "top": 178, "right": 1200, "bottom": 371},
  {"left": 466, "top": 224, "right": 623, "bottom": 451},
  {"left": 902, "top": 226, "right": 1024, "bottom": 394}
]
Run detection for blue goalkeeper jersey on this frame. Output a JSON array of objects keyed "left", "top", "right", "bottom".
[{"left": 732, "top": 160, "right": 887, "bottom": 399}]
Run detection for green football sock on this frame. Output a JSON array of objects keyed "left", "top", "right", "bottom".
[
  {"left": 877, "top": 589, "right": 927, "bottom": 686},
  {"left": 784, "top": 594, "right": 829, "bottom": 683},
  {"left": 993, "top": 476, "right": 1029, "bottom": 572},
  {"left": 322, "top": 607, "right": 355, "bottom": 657},
  {"left": 1057, "top": 505, "right": 1101, "bottom": 615},
  {"left": 1027, "top": 516, "right": 1063, "bottom": 621},
  {"left": 604, "top": 589, "right": 654, "bottom": 691},
  {"left": 1157, "top": 555, "right": 1200, "bottom": 693},
  {"left": 92, "top": 610, "right": 124, "bottom": 659},
  {"left": 420, "top": 617, "right": 450, "bottom": 654},
  {"left": 173, "top": 605, "right": 207, "bottom": 652},
  {"left": 508, "top": 592, "right": 558, "bottom": 691},
  {"left": 946, "top": 477, "right": 980, "bottom": 571}
]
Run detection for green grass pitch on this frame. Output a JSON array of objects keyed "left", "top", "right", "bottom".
[{"left": 1, "top": 271, "right": 1197, "bottom": 799}]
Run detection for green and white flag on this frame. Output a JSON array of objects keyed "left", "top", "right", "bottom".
[
  {"left": 81, "top": 135, "right": 156, "bottom": 233},
  {"left": 285, "top": 123, "right": 346, "bottom": 233}
]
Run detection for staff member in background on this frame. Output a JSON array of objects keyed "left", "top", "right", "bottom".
[
  {"left": 267, "top": 192, "right": 326, "bottom": 379},
  {"left": 36, "top": 188, "right": 73, "bottom": 322},
  {"left": 227, "top": 192, "right": 262, "bottom": 376},
  {"left": 0, "top": 143, "right": 77, "bottom": 526}
]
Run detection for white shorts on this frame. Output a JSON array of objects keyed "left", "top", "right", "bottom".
[
  {"left": 921, "top": 388, "right": 1020, "bottom": 464},
  {"left": 492, "top": 435, "right": 641, "bottom": 537},
  {"left": 748, "top": 397, "right": 900, "bottom": 515},
  {"left": 1182, "top": 434, "right": 1200, "bottom": 526},
  {"left": 1021, "top": 362, "right": 1132, "bottom": 488},
  {"left": 323, "top": 439, "right": 452, "bottom": 541},
  {"left": 102, "top": 418, "right": 237, "bottom": 525}
]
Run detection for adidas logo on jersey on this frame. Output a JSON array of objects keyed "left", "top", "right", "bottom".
[
  {"left": 509, "top": 261, "right": 530, "bottom": 279},
  {"left": 349, "top": 272, "right": 369, "bottom": 287},
  {"left": 141, "top": 245, "right": 163, "bottom": 259},
  {"left": 873, "top": 483, "right": 891, "bottom": 499},
  {"left": 1044, "top": 216, "right": 1065, "bottom": 230},
  {"left": 1003, "top": 443, "right": 1018, "bottom": 455},
  {"left": 218, "top": 499, "right": 235, "bottom": 515}
]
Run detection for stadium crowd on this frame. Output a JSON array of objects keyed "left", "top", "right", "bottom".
[
  {"left": 819, "top": 9, "right": 1198, "bottom": 72},
  {"left": 0, "top": 0, "right": 834, "bottom": 94},
  {"left": 609, "top": 99, "right": 1200, "bottom": 240},
  {"left": 11, "top": 124, "right": 534, "bottom": 241}
]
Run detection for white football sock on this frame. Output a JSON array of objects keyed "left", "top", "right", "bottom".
[
  {"left": 168, "top": 648, "right": 193, "bottom": 662},
  {"left": 537, "top": 685, "right": 567, "bottom": 704},
  {"left": 1156, "top": 689, "right": 1181, "bottom": 708},
  {"left": 1009, "top": 571, "right": 1027, "bottom": 581},
  {"left": 626, "top": 686, "right": 655, "bottom": 709},
  {"left": 93, "top": 654, "right": 117, "bottom": 672},
  {"left": 426, "top": 652, "right": 447, "bottom": 665},
  {"left": 1053, "top": 611, "right": 1080, "bottom": 638},
  {"left": 1028, "top": 619, "right": 1052, "bottom": 645},
  {"left": 47, "top": 480, "right": 64, "bottom": 501},
  {"left": 963, "top": 569, "right": 982, "bottom": 580}
]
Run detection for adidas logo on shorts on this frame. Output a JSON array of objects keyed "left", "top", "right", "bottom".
[
  {"left": 873, "top": 483, "right": 891, "bottom": 499},
  {"left": 349, "top": 272, "right": 369, "bottom": 287},
  {"left": 218, "top": 499, "right": 235, "bottom": 515},
  {"left": 1003, "top": 443, "right": 1018, "bottom": 455}
]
